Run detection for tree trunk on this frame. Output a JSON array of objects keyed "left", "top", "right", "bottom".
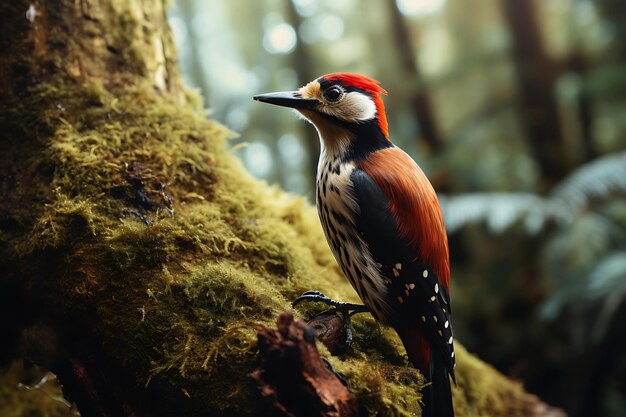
[
  {"left": 386, "top": 0, "right": 442, "bottom": 152},
  {"left": 502, "top": 0, "right": 569, "bottom": 188},
  {"left": 0, "top": 1, "right": 565, "bottom": 416}
]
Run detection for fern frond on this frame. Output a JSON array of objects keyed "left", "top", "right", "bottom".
[
  {"left": 440, "top": 193, "right": 547, "bottom": 234},
  {"left": 441, "top": 151, "right": 626, "bottom": 234},
  {"left": 588, "top": 252, "right": 626, "bottom": 296},
  {"left": 551, "top": 151, "right": 626, "bottom": 215},
  {"left": 540, "top": 252, "right": 626, "bottom": 321}
]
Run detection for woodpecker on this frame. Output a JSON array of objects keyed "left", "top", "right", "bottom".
[{"left": 254, "top": 73, "right": 455, "bottom": 417}]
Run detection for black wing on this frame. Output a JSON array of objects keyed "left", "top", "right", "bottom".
[{"left": 349, "top": 168, "right": 455, "bottom": 373}]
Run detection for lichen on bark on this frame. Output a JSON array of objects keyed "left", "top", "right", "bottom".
[{"left": 0, "top": 1, "right": 563, "bottom": 416}]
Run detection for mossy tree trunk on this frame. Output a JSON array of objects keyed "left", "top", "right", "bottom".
[{"left": 0, "top": 1, "right": 565, "bottom": 416}]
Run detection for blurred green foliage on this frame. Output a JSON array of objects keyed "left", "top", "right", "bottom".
[{"left": 166, "top": 0, "right": 626, "bottom": 416}]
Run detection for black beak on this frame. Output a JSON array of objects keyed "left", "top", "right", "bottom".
[{"left": 253, "top": 91, "right": 318, "bottom": 110}]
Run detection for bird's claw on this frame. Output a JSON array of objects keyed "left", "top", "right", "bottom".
[
  {"left": 292, "top": 290, "right": 369, "bottom": 315},
  {"left": 292, "top": 290, "right": 328, "bottom": 308},
  {"left": 292, "top": 290, "right": 369, "bottom": 350}
]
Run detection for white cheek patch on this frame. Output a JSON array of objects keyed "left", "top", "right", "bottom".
[{"left": 320, "top": 92, "right": 377, "bottom": 123}]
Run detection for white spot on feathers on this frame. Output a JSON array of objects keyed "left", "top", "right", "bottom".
[{"left": 26, "top": 4, "right": 37, "bottom": 22}]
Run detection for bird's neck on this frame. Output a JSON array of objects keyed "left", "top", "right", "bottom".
[
  {"left": 308, "top": 114, "right": 392, "bottom": 165},
  {"left": 342, "top": 119, "right": 393, "bottom": 163}
]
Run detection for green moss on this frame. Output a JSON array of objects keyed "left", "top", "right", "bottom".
[
  {"left": 342, "top": 360, "right": 424, "bottom": 417},
  {"left": 1, "top": 56, "right": 536, "bottom": 417}
]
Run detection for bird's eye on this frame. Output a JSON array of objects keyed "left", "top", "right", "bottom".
[{"left": 323, "top": 86, "right": 343, "bottom": 102}]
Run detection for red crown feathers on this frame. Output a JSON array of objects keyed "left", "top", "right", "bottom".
[{"left": 322, "top": 73, "right": 389, "bottom": 138}]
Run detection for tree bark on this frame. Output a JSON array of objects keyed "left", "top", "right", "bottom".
[
  {"left": 250, "top": 312, "right": 356, "bottom": 417},
  {"left": 0, "top": 1, "right": 566, "bottom": 416}
]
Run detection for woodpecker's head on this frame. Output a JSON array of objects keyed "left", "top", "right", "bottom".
[{"left": 254, "top": 73, "right": 390, "bottom": 158}]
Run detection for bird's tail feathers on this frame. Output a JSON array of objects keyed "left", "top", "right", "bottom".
[
  {"left": 429, "top": 352, "right": 454, "bottom": 417},
  {"left": 398, "top": 328, "right": 454, "bottom": 417}
]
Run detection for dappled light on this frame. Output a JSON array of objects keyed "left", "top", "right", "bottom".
[
  {"left": 263, "top": 22, "right": 298, "bottom": 54},
  {"left": 397, "top": 0, "right": 447, "bottom": 17}
]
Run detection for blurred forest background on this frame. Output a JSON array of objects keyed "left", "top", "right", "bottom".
[{"left": 166, "top": 0, "right": 626, "bottom": 416}]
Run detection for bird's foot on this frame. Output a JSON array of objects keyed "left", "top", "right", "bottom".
[
  {"left": 292, "top": 290, "right": 369, "bottom": 351},
  {"left": 292, "top": 290, "right": 369, "bottom": 314}
]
